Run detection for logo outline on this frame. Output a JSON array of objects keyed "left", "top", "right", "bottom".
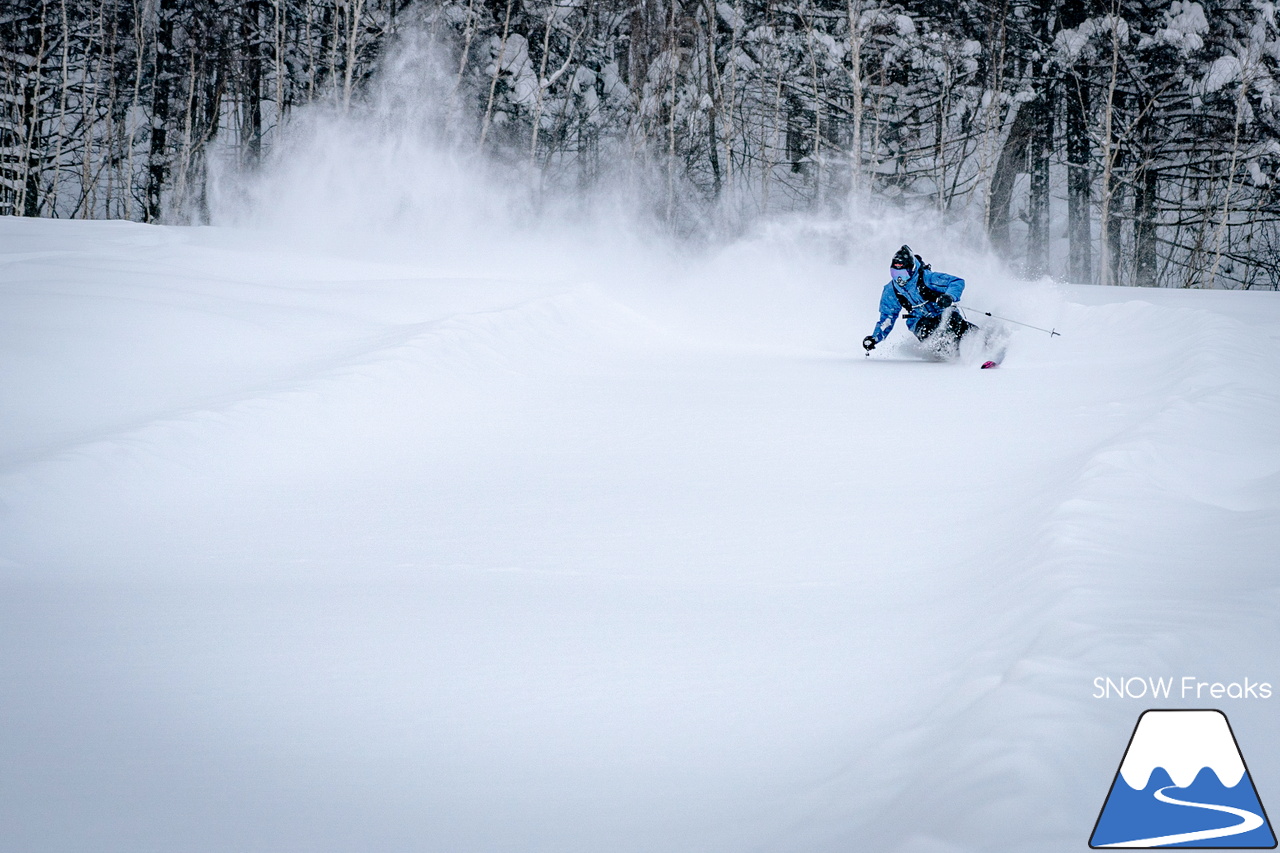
[{"left": 1090, "top": 708, "right": 1277, "bottom": 849}]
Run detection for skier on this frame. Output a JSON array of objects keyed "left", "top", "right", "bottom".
[{"left": 862, "top": 245, "right": 974, "bottom": 357}]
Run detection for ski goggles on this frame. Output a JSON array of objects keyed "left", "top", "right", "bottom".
[{"left": 890, "top": 267, "right": 911, "bottom": 280}]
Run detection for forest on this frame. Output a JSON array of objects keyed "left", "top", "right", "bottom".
[{"left": 2, "top": 0, "right": 1278, "bottom": 288}]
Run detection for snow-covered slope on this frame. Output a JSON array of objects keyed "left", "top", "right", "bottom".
[{"left": 1, "top": 217, "right": 1278, "bottom": 853}]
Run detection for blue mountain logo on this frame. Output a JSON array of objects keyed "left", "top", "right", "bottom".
[{"left": 1091, "top": 710, "right": 1276, "bottom": 848}]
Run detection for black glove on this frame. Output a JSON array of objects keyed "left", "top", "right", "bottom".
[
  {"left": 935, "top": 293, "right": 954, "bottom": 308},
  {"left": 862, "top": 335, "right": 877, "bottom": 352}
]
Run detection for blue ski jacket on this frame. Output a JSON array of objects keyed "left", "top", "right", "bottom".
[{"left": 869, "top": 268, "right": 966, "bottom": 343}]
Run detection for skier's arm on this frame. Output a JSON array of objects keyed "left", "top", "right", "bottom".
[
  {"left": 921, "top": 271, "right": 965, "bottom": 305},
  {"left": 870, "top": 284, "right": 901, "bottom": 343}
]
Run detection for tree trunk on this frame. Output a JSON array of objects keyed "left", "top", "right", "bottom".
[
  {"left": 1024, "top": 0, "right": 1055, "bottom": 278},
  {"left": 846, "top": 0, "right": 864, "bottom": 213},
  {"left": 628, "top": 0, "right": 660, "bottom": 96},
  {"left": 703, "top": 0, "right": 720, "bottom": 199},
  {"left": 1134, "top": 148, "right": 1158, "bottom": 287},
  {"left": 1105, "top": 145, "right": 1124, "bottom": 286},
  {"left": 146, "top": 0, "right": 178, "bottom": 222},
  {"left": 22, "top": 61, "right": 44, "bottom": 218},
  {"left": 243, "top": 0, "right": 263, "bottom": 163},
  {"left": 6, "top": 6, "right": 46, "bottom": 218},
  {"left": 1061, "top": 0, "right": 1091, "bottom": 283},
  {"left": 1097, "top": 14, "right": 1123, "bottom": 286},
  {"left": 341, "top": 0, "right": 366, "bottom": 111},
  {"left": 987, "top": 102, "right": 1033, "bottom": 257},
  {"left": 1065, "top": 73, "right": 1091, "bottom": 283},
  {"left": 1025, "top": 86, "right": 1052, "bottom": 277}
]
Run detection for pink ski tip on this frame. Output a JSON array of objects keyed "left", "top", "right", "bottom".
[{"left": 981, "top": 360, "right": 999, "bottom": 369}]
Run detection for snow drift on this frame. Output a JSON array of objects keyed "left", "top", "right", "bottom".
[{"left": 1, "top": 213, "right": 1278, "bottom": 853}]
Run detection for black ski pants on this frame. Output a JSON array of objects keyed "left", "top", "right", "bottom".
[{"left": 913, "top": 310, "right": 974, "bottom": 345}]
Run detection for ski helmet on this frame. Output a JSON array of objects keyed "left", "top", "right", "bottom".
[{"left": 891, "top": 245, "right": 916, "bottom": 273}]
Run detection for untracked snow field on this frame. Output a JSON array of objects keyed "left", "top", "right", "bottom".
[{"left": 2, "top": 216, "right": 1279, "bottom": 853}]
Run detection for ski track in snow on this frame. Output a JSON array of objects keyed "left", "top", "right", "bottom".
[{"left": 1, "top": 218, "right": 1279, "bottom": 853}]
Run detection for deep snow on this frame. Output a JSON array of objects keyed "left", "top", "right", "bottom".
[{"left": 1, "top": 216, "right": 1278, "bottom": 853}]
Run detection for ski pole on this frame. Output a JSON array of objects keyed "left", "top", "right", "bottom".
[{"left": 960, "top": 306, "right": 1060, "bottom": 337}]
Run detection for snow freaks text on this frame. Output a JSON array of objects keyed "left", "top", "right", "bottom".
[{"left": 1093, "top": 677, "right": 1274, "bottom": 700}]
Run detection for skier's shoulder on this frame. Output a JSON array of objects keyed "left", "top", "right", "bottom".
[
  {"left": 923, "top": 268, "right": 963, "bottom": 286},
  {"left": 922, "top": 269, "right": 965, "bottom": 294}
]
